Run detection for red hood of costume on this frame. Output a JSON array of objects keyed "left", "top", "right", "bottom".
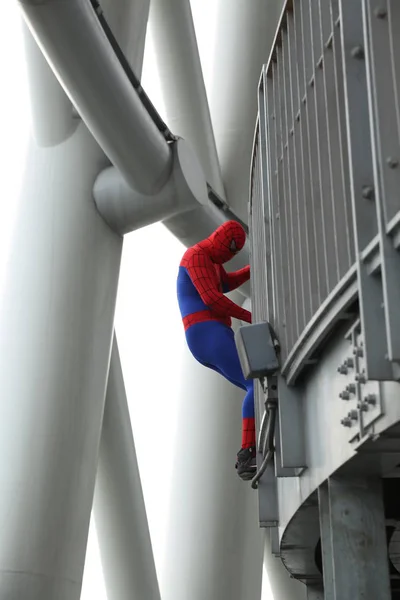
[{"left": 197, "top": 220, "right": 246, "bottom": 264}]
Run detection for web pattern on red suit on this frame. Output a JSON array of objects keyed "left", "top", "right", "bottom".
[{"left": 180, "top": 257, "right": 251, "bottom": 324}]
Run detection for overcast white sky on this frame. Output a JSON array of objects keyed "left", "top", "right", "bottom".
[{"left": 0, "top": 2, "right": 273, "bottom": 599}]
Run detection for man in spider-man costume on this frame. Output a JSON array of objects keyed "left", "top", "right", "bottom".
[{"left": 177, "top": 220, "right": 256, "bottom": 481}]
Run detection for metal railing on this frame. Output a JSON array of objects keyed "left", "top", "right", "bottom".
[{"left": 249, "top": 0, "right": 400, "bottom": 384}]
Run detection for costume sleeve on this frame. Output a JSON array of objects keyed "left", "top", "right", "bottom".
[
  {"left": 220, "top": 265, "right": 250, "bottom": 291},
  {"left": 186, "top": 250, "right": 252, "bottom": 323}
]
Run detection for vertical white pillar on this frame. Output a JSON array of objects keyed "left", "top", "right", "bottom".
[
  {"left": 0, "top": 32, "right": 122, "bottom": 599},
  {"left": 94, "top": 337, "right": 161, "bottom": 600},
  {"left": 162, "top": 342, "right": 264, "bottom": 600},
  {"left": 91, "top": 3, "right": 161, "bottom": 599}
]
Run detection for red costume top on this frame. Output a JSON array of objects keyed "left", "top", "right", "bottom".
[{"left": 177, "top": 221, "right": 252, "bottom": 330}]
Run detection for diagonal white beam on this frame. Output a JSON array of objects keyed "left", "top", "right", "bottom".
[
  {"left": 17, "top": 0, "right": 172, "bottom": 195},
  {"left": 94, "top": 336, "right": 161, "bottom": 600},
  {"left": 148, "top": 0, "right": 225, "bottom": 199}
]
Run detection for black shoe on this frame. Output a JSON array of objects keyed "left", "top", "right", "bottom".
[{"left": 235, "top": 447, "right": 257, "bottom": 481}]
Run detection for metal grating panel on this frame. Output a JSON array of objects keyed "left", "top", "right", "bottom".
[
  {"left": 260, "top": 1, "right": 355, "bottom": 365},
  {"left": 249, "top": 0, "right": 400, "bottom": 378}
]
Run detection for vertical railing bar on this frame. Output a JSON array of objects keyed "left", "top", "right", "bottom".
[
  {"left": 319, "top": 0, "right": 351, "bottom": 281},
  {"left": 278, "top": 47, "right": 292, "bottom": 355},
  {"left": 320, "top": 0, "right": 331, "bottom": 41},
  {"left": 267, "top": 71, "right": 283, "bottom": 344},
  {"left": 278, "top": 29, "right": 297, "bottom": 351},
  {"left": 259, "top": 70, "right": 275, "bottom": 325},
  {"left": 272, "top": 57, "right": 290, "bottom": 358},
  {"left": 309, "top": 0, "right": 339, "bottom": 292},
  {"left": 286, "top": 10, "right": 307, "bottom": 335},
  {"left": 296, "top": 0, "right": 320, "bottom": 317},
  {"left": 282, "top": 22, "right": 301, "bottom": 341},
  {"left": 330, "top": 0, "right": 339, "bottom": 21},
  {"left": 330, "top": 3, "right": 355, "bottom": 269},
  {"left": 302, "top": 0, "right": 326, "bottom": 304}
]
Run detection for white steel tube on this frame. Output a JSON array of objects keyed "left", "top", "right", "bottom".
[
  {"left": 0, "top": 125, "right": 122, "bottom": 598},
  {"left": 94, "top": 138, "right": 208, "bottom": 234},
  {"left": 22, "top": 22, "right": 78, "bottom": 147},
  {"left": 94, "top": 337, "right": 161, "bottom": 600},
  {"left": 148, "top": 0, "right": 225, "bottom": 198},
  {"left": 207, "top": 0, "right": 285, "bottom": 221},
  {"left": 17, "top": 0, "right": 172, "bottom": 195}
]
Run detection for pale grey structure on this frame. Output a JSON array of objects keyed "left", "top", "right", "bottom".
[{"left": 3, "top": 0, "right": 400, "bottom": 598}]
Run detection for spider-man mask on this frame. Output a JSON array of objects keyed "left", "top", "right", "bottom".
[{"left": 201, "top": 220, "right": 246, "bottom": 264}]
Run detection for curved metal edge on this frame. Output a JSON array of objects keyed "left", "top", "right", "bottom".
[
  {"left": 279, "top": 492, "right": 322, "bottom": 584},
  {"left": 282, "top": 265, "right": 358, "bottom": 385}
]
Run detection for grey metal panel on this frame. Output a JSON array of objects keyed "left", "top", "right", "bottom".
[
  {"left": 301, "top": 0, "right": 327, "bottom": 304},
  {"left": 310, "top": 0, "right": 338, "bottom": 293},
  {"left": 317, "top": 484, "right": 334, "bottom": 600},
  {"left": 235, "top": 322, "right": 279, "bottom": 380},
  {"left": 388, "top": 0, "right": 400, "bottom": 145},
  {"left": 278, "top": 375, "right": 306, "bottom": 469},
  {"left": 363, "top": 0, "right": 400, "bottom": 363},
  {"left": 294, "top": 1, "right": 319, "bottom": 319},
  {"left": 328, "top": 476, "right": 391, "bottom": 600},
  {"left": 307, "top": 586, "right": 324, "bottom": 600},
  {"left": 339, "top": 0, "right": 393, "bottom": 380},
  {"left": 270, "top": 527, "right": 280, "bottom": 556},
  {"left": 364, "top": 0, "right": 400, "bottom": 226},
  {"left": 275, "top": 412, "right": 299, "bottom": 478},
  {"left": 258, "top": 458, "right": 279, "bottom": 527},
  {"left": 276, "top": 325, "right": 400, "bottom": 534},
  {"left": 282, "top": 266, "right": 357, "bottom": 384}
]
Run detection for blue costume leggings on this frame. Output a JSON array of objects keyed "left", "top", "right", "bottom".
[{"left": 185, "top": 321, "right": 254, "bottom": 418}]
